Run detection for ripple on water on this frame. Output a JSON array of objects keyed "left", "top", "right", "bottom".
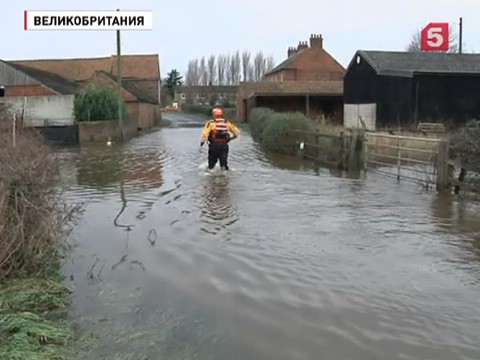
[{"left": 60, "top": 125, "right": 480, "bottom": 360}]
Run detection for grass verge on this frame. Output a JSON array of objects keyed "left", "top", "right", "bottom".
[{"left": 0, "top": 269, "right": 71, "bottom": 360}]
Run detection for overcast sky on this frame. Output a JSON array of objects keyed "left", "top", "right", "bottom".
[{"left": 1, "top": 0, "right": 479, "bottom": 78}]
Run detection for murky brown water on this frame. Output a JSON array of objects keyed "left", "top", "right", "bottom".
[{"left": 59, "top": 114, "right": 480, "bottom": 360}]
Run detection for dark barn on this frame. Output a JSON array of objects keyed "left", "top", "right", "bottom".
[{"left": 343, "top": 50, "right": 480, "bottom": 130}]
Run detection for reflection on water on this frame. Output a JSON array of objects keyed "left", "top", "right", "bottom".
[
  {"left": 199, "top": 173, "right": 237, "bottom": 237},
  {"left": 58, "top": 141, "right": 164, "bottom": 195},
  {"left": 60, "top": 119, "right": 480, "bottom": 360},
  {"left": 76, "top": 146, "right": 124, "bottom": 190}
]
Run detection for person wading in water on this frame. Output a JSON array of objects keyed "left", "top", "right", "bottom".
[{"left": 200, "top": 108, "right": 240, "bottom": 171}]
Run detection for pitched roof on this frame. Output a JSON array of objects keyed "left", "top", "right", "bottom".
[
  {"left": 96, "top": 71, "right": 158, "bottom": 104},
  {"left": 8, "top": 54, "right": 160, "bottom": 81},
  {"left": 6, "top": 62, "right": 79, "bottom": 94},
  {"left": 266, "top": 50, "right": 302, "bottom": 75},
  {"left": 354, "top": 50, "right": 480, "bottom": 77},
  {"left": 265, "top": 47, "right": 345, "bottom": 76}
]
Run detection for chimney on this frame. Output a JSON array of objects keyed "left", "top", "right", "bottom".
[
  {"left": 309, "top": 34, "right": 323, "bottom": 49},
  {"left": 287, "top": 46, "right": 296, "bottom": 57},
  {"left": 297, "top": 41, "right": 308, "bottom": 51}
]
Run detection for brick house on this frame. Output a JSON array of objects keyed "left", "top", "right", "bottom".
[
  {"left": 237, "top": 34, "right": 345, "bottom": 123},
  {"left": 264, "top": 34, "right": 345, "bottom": 82},
  {"left": 5, "top": 54, "right": 162, "bottom": 129}
]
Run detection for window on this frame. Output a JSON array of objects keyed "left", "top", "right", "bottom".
[{"left": 0, "top": 86, "right": 5, "bottom": 97}]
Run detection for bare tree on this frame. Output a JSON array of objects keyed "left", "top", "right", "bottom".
[
  {"left": 217, "top": 54, "right": 227, "bottom": 85},
  {"left": 241, "top": 51, "right": 251, "bottom": 82},
  {"left": 185, "top": 59, "right": 200, "bottom": 86},
  {"left": 247, "top": 65, "right": 254, "bottom": 82},
  {"left": 406, "top": 23, "right": 460, "bottom": 53},
  {"left": 231, "top": 51, "right": 241, "bottom": 84},
  {"left": 199, "top": 56, "right": 208, "bottom": 86},
  {"left": 265, "top": 55, "right": 276, "bottom": 73},
  {"left": 225, "top": 54, "right": 233, "bottom": 85},
  {"left": 186, "top": 50, "right": 276, "bottom": 85},
  {"left": 207, "top": 55, "right": 216, "bottom": 86},
  {"left": 253, "top": 51, "right": 266, "bottom": 81}
]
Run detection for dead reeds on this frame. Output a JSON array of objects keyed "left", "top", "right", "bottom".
[{"left": 0, "top": 111, "right": 80, "bottom": 278}]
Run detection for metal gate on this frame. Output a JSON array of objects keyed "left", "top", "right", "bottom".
[{"left": 364, "top": 132, "right": 442, "bottom": 187}]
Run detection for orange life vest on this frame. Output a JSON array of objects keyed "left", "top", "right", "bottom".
[{"left": 209, "top": 121, "right": 231, "bottom": 143}]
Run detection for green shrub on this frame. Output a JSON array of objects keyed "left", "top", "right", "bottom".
[
  {"left": 450, "top": 119, "right": 480, "bottom": 172},
  {"left": 181, "top": 104, "right": 212, "bottom": 117},
  {"left": 182, "top": 104, "right": 237, "bottom": 121},
  {"left": 250, "top": 108, "right": 314, "bottom": 155},
  {"left": 249, "top": 107, "right": 275, "bottom": 143},
  {"left": 74, "top": 85, "right": 129, "bottom": 122}
]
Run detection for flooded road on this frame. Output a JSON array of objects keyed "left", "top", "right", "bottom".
[{"left": 59, "top": 114, "right": 480, "bottom": 360}]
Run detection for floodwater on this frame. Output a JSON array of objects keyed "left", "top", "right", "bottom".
[{"left": 58, "top": 114, "right": 480, "bottom": 360}]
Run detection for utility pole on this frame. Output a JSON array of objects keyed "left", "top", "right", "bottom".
[
  {"left": 459, "top": 17, "right": 463, "bottom": 54},
  {"left": 116, "top": 8, "right": 124, "bottom": 141}
]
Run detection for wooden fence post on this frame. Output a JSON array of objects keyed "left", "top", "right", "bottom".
[
  {"left": 348, "top": 129, "right": 361, "bottom": 172},
  {"left": 348, "top": 130, "right": 355, "bottom": 171},
  {"left": 12, "top": 113, "right": 16, "bottom": 147},
  {"left": 396, "top": 136, "right": 401, "bottom": 180},
  {"left": 436, "top": 139, "right": 450, "bottom": 192},
  {"left": 338, "top": 131, "right": 345, "bottom": 170},
  {"left": 363, "top": 132, "right": 369, "bottom": 172}
]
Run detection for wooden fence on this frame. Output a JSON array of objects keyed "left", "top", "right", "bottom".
[
  {"left": 291, "top": 128, "right": 365, "bottom": 171},
  {"left": 289, "top": 128, "right": 451, "bottom": 191}
]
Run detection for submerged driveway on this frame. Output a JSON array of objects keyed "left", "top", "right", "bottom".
[{"left": 58, "top": 114, "right": 480, "bottom": 360}]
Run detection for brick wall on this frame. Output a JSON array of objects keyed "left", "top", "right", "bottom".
[
  {"left": 77, "top": 117, "right": 138, "bottom": 143},
  {"left": 291, "top": 49, "right": 345, "bottom": 81},
  {"left": 126, "top": 102, "right": 160, "bottom": 130},
  {"left": 5, "top": 85, "right": 56, "bottom": 96}
]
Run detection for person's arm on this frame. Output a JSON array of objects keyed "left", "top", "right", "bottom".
[
  {"left": 200, "top": 121, "right": 213, "bottom": 146},
  {"left": 227, "top": 121, "right": 240, "bottom": 140}
]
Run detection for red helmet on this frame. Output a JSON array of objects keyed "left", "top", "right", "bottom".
[{"left": 212, "top": 108, "right": 223, "bottom": 117}]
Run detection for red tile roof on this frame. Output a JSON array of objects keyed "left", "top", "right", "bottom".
[{"left": 9, "top": 54, "right": 160, "bottom": 82}]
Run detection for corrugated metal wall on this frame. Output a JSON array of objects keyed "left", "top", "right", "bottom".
[{"left": 0, "top": 60, "right": 39, "bottom": 86}]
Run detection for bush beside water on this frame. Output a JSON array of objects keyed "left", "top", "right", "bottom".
[
  {"left": 181, "top": 104, "right": 237, "bottom": 120},
  {"left": 74, "top": 85, "right": 129, "bottom": 122},
  {"left": 450, "top": 119, "right": 480, "bottom": 173},
  {"left": 249, "top": 107, "right": 314, "bottom": 155},
  {"left": 0, "top": 107, "right": 81, "bottom": 359}
]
